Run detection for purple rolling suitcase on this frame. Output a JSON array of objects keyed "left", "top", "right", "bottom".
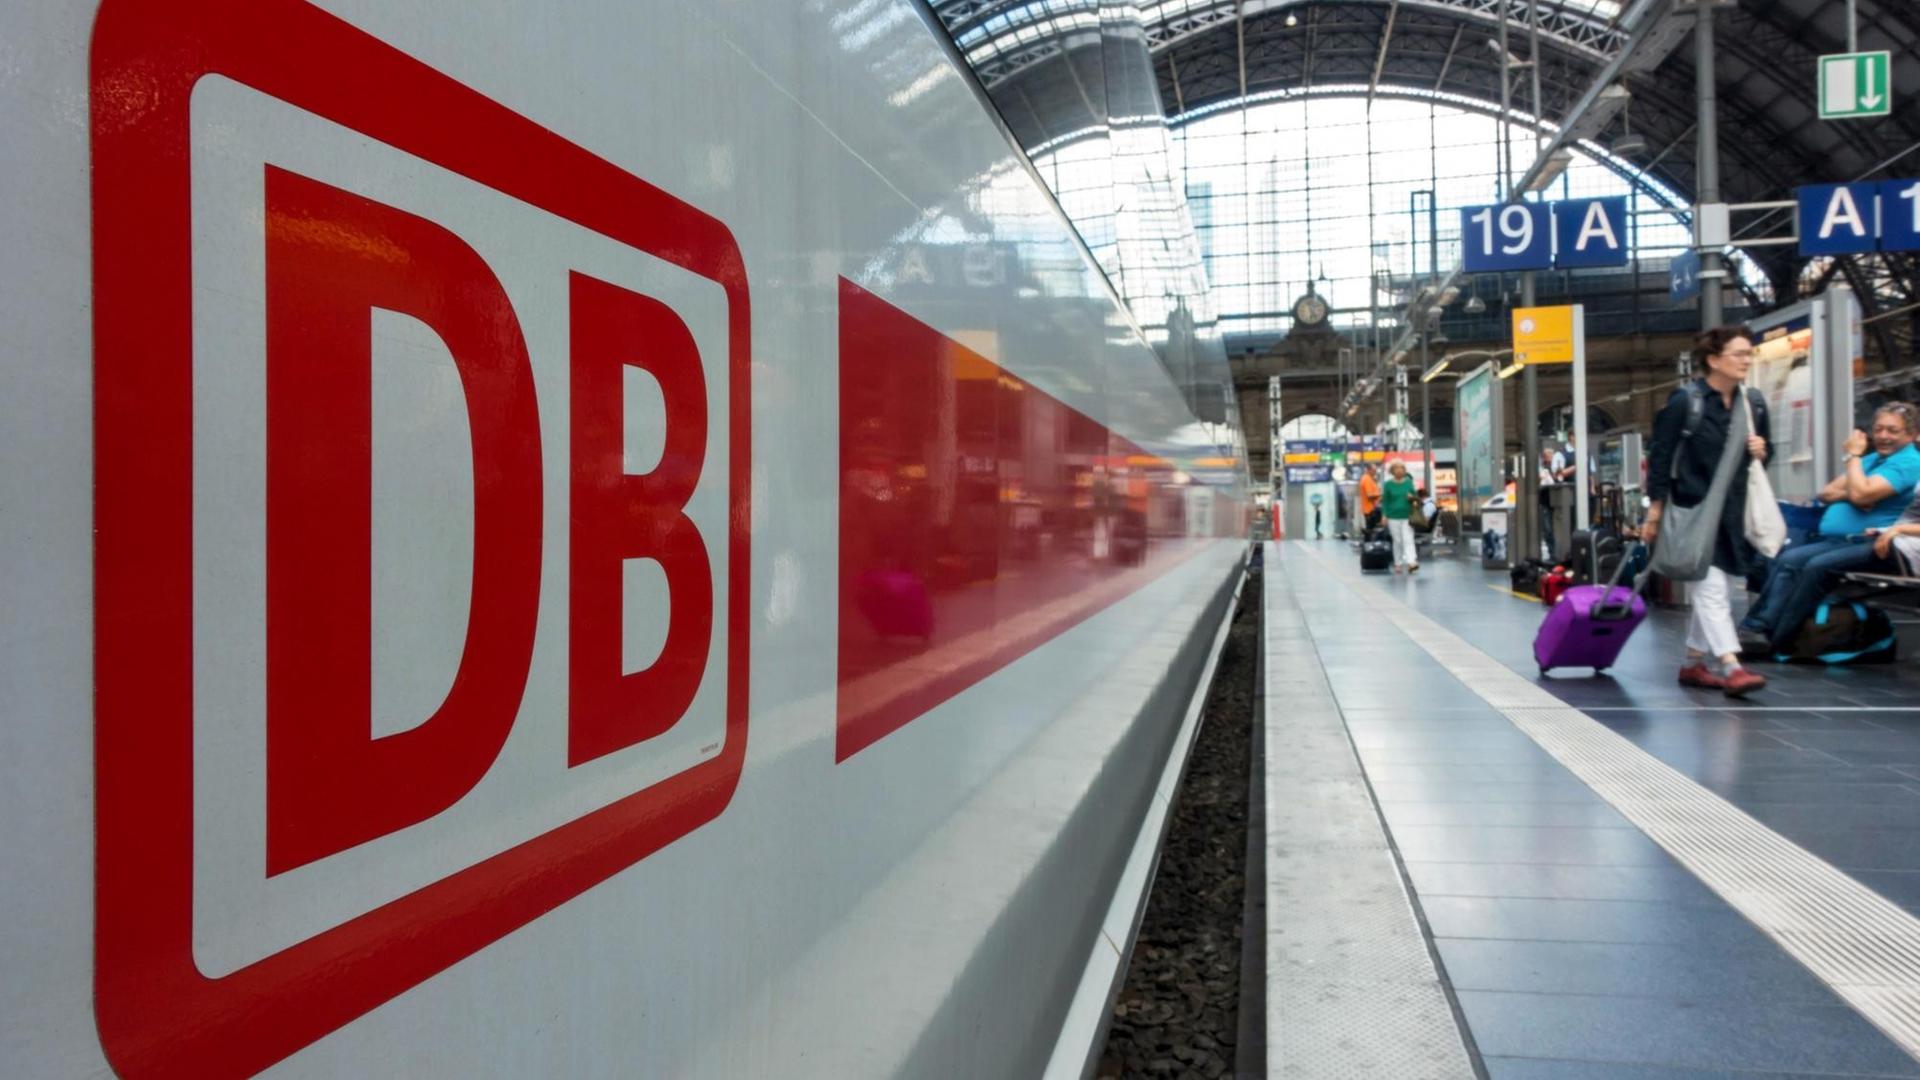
[
  {"left": 1532, "top": 551, "right": 1647, "bottom": 674},
  {"left": 854, "top": 569, "right": 935, "bottom": 641}
]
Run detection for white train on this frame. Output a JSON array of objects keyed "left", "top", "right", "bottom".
[{"left": 1, "top": 1, "right": 1249, "bottom": 1075}]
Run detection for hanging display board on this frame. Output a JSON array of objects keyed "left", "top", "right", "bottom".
[{"left": 1456, "top": 362, "right": 1499, "bottom": 508}]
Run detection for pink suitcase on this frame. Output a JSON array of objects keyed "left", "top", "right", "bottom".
[{"left": 1533, "top": 581, "right": 1648, "bottom": 674}]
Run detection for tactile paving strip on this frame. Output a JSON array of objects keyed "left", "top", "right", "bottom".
[
  {"left": 1262, "top": 551, "right": 1478, "bottom": 1079},
  {"left": 1296, "top": 543, "right": 1920, "bottom": 1064}
]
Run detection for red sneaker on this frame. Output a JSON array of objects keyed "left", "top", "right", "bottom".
[
  {"left": 1722, "top": 667, "right": 1767, "bottom": 697},
  {"left": 1677, "top": 663, "right": 1726, "bottom": 690}
]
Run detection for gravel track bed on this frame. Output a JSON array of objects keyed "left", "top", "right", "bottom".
[{"left": 1096, "top": 571, "right": 1259, "bottom": 1080}]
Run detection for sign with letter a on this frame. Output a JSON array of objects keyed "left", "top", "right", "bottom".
[
  {"left": 1553, "top": 197, "right": 1628, "bottom": 269},
  {"left": 1798, "top": 183, "right": 1880, "bottom": 256}
]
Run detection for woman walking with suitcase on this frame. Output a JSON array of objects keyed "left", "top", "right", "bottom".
[{"left": 1643, "top": 326, "right": 1773, "bottom": 696}]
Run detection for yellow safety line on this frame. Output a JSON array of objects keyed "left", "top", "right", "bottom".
[{"left": 1486, "top": 583, "right": 1542, "bottom": 603}]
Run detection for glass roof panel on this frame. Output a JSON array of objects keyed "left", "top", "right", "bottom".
[{"left": 1032, "top": 91, "right": 1703, "bottom": 336}]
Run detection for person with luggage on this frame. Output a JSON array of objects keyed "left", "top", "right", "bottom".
[
  {"left": 1381, "top": 462, "right": 1419, "bottom": 573},
  {"left": 1358, "top": 463, "right": 1382, "bottom": 530},
  {"left": 1737, "top": 402, "right": 1920, "bottom": 653},
  {"left": 1643, "top": 326, "right": 1773, "bottom": 696},
  {"left": 1538, "top": 447, "right": 1559, "bottom": 557}
]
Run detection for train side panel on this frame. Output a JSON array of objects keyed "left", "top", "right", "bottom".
[{"left": 0, "top": 0, "right": 1247, "bottom": 1075}]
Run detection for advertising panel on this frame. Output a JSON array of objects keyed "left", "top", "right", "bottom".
[
  {"left": 1457, "top": 364, "right": 1497, "bottom": 508},
  {"left": 1751, "top": 321, "right": 1819, "bottom": 502}
]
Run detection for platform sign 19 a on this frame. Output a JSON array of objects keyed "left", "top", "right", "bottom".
[
  {"left": 1819, "top": 51, "right": 1892, "bottom": 120},
  {"left": 1461, "top": 198, "right": 1629, "bottom": 272},
  {"left": 1461, "top": 202, "right": 1553, "bottom": 272}
]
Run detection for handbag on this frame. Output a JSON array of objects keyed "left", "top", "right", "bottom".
[
  {"left": 1741, "top": 389, "right": 1787, "bottom": 557},
  {"left": 1648, "top": 387, "right": 1747, "bottom": 582}
]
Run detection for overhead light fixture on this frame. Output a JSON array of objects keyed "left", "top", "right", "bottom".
[
  {"left": 1610, "top": 133, "right": 1648, "bottom": 156},
  {"left": 1285, "top": 12, "right": 1298, "bottom": 27},
  {"left": 1420, "top": 357, "right": 1454, "bottom": 383},
  {"left": 1436, "top": 285, "right": 1460, "bottom": 307},
  {"left": 1487, "top": 40, "right": 1532, "bottom": 68},
  {"left": 1429, "top": 330, "right": 1451, "bottom": 346},
  {"left": 1464, "top": 295, "right": 1487, "bottom": 315},
  {"left": 1390, "top": 349, "right": 1409, "bottom": 364},
  {"left": 1526, "top": 149, "right": 1575, "bottom": 192},
  {"left": 1497, "top": 360, "right": 1526, "bottom": 379},
  {"left": 1607, "top": 83, "right": 1645, "bottom": 157}
]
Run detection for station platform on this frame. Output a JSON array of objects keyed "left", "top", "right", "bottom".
[{"left": 1260, "top": 539, "right": 1920, "bottom": 1079}]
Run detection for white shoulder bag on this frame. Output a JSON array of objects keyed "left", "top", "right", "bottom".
[{"left": 1742, "top": 389, "right": 1788, "bottom": 558}]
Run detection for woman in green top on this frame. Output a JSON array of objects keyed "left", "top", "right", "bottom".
[{"left": 1381, "top": 462, "right": 1419, "bottom": 573}]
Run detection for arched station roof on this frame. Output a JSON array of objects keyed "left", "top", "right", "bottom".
[
  {"left": 934, "top": 0, "right": 1920, "bottom": 354},
  {"left": 938, "top": 0, "right": 1920, "bottom": 211}
]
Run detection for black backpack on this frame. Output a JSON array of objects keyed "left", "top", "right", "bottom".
[
  {"left": 1509, "top": 558, "right": 1548, "bottom": 597},
  {"left": 1675, "top": 383, "right": 1768, "bottom": 452},
  {"left": 1776, "top": 601, "right": 1899, "bottom": 665}
]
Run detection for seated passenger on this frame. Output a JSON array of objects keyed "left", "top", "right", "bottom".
[
  {"left": 1740, "top": 402, "right": 1920, "bottom": 652},
  {"left": 1413, "top": 486, "right": 1440, "bottom": 535}
]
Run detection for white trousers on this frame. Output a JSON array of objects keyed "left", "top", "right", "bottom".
[
  {"left": 1685, "top": 566, "right": 1740, "bottom": 661},
  {"left": 1387, "top": 518, "right": 1417, "bottom": 568}
]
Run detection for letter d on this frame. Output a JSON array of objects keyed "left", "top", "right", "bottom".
[{"left": 263, "top": 168, "right": 543, "bottom": 876}]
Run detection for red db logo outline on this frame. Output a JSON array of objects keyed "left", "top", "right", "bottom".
[{"left": 90, "top": 1, "right": 751, "bottom": 1074}]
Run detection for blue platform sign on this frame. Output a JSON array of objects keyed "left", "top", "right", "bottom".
[
  {"left": 1798, "top": 183, "right": 1880, "bottom": 255},
  {"left": 1669, "top": 248, "right": 1701, "bottom": 305},
  {"left": 1461, "top": 202, "right": 1552, "bottom": 272},
  {"left": 1880, "top": 179, "right": 1920, "bottom": 253},
  {"left": 1553, "top": 196, "right": 1630, "bottom": 268}
]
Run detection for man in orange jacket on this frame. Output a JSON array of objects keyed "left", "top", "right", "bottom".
[{"left": 1357, "top": 463, "right": 1382, "bottom": 532}]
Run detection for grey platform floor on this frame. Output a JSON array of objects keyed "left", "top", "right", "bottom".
[{"left": 1265, "top": 539, "right": 1920, "bottom": 1079}]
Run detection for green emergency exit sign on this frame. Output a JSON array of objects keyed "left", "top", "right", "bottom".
[{"left": 1820, "top": 51, "right": 1892, "bottom": 120}]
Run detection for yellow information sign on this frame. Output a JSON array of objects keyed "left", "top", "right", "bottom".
[{"left": 1512, "top": 305, "right": 1576, "bottom": 365}]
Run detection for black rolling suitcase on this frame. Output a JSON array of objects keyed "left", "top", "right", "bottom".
[
  {"left": 1568, "top": 527, "right": 1624, "bottom": 585},
  {"left": 1360, "top": 527, "right": 1393, "bottom": 572}
]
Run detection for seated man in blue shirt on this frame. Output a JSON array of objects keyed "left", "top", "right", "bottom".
[{"left": 1740, "top": 402, "right": 1920, "bottom": 652}]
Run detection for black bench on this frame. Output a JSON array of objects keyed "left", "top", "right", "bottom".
[{"left": 1837, "top": 571, "right": 1920, "bottom": 615}]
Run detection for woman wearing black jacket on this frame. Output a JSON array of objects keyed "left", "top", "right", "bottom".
[{"left": 1643, "top": 326, "right": 1773, "bottom": 696}]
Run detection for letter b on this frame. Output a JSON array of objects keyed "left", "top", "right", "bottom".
[{"left": 567, "top": 273, "right": 713, "bottom": 767}]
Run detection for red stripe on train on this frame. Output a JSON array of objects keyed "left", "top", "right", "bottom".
[{"left": 836, "top": 279, "right": 1209, "bottom": 761}]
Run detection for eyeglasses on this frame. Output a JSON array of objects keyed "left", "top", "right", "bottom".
[{"left": 1722, "top": 348, "right": 1756, "bottom": 359}]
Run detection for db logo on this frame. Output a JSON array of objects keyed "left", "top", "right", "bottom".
[{"left": 91, "top": 2, "right": 749, "bottom": 1075}]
